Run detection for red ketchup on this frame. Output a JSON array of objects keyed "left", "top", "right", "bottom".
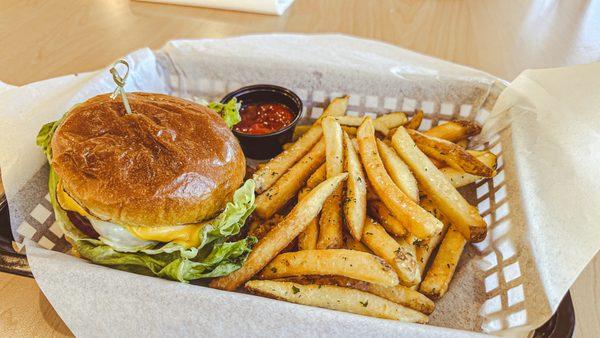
[{"left": 234, "top": 103, "right": 294, "bottom": 135}]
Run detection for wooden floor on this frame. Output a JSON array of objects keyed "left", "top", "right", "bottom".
[{"left": 0, "top": 0, "right": 599, "bottom": 336}]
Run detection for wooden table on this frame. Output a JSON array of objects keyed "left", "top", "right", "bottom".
[{"left": 1, "top": 0, "right": 599, "bottom": 336}]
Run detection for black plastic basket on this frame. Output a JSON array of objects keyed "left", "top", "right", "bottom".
[{"left": 0, "top": 198, "right": 574, "bottom": 336}]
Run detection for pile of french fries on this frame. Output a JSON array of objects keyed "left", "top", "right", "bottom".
[{"left": 210, "top": 96, "right": 498, "bottom": 324}]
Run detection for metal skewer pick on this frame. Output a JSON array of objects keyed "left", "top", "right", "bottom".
[{"left": 109, "top": 59, "right": 132, "bottom": 115}]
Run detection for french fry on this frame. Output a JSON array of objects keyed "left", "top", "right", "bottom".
[
  {"left": 297, "top": 187, "right": 319, "bottom": 251},
  {"left": 357, "top": 119, "right": 443, "bottom": 240},
  {"left": 247, "top": 214, "right": 284, "bottom": 240},
  {"left": 404, "top": 109, "right": 424, "bottom": 130},
  {"left": 440, "top": 150, "right": 498, "bottom": 188},
  {"left": 407, "top": 129, "right": 494, "bottom": 177},
  {"left": 317, "top": 117, "right": 345, "bottom": 249},
  {"left": 345, "top": 234, "right": 373, "bottom": 253},
  {"left": 428, "top": 156, "right": 446, "bottom": 168},
  {"left": 293, "top": 125, "right": 311, "bottom": 141},
  {"left": 306, "top": 163, "right": 326, "bottom": 189},
  {"left": 245, "top": 280, "right": 428, "bottom": 323},
  {"left": 392, "top": 127, "right": 488, "bottom": 242},
  {"left": 246, "top": 216, "right": 262, "bottom": 238},
  {"left": 210, "top": 173, "right": 347, "bottom": 291},
  {"left": 317, "top": 196, "right": 345, "bottom": 248},
  {"left": 419, "top": 227, "right": 467, "bottom": 299},
  {"left": 415, "top": 197, "right": 449, "bottom": 273},
  {"left": 278, "top": 275, "right": 435, "bottom": 315},
  {"left": 318, "top": 95, "right": 349, "bottom": 122},
  {"left": 259, "top": 249, "right": 399, "bottom": 287},
  {"left": 253, "top": 125, "right": 323, "bottom": 194},
  {"left": 282, "top": 142, "right": 293, "bottom": 151},
  {"left": 333, "top": 115, "right": 367, "bottom": 127},
  {"left": 255, "top": 140, "right": 326, "bottom": 219},
  {"left": 373, "top": 112, "right": 408, "bottom": 136},
  {"left": 334, "top": 116, "right": 392, "bottom": 135},
  {"left": 341, "top": 125, "right": 357, "bottom": 136},
  {"left": 423, "top": 120, "right": 481, "bottom": 142},
  {"left": 297, "top": 217, "right": 319, "bottom": 250},
  {"left": 468, "top": 149, "right": 498, "bottom": 165},
  {"left": 365, "top": 177, "right": 380, "bottom": 201},
  {"left": 376, "top": 139, "right": 419, "bottom": 202},
  {"left": 456, "top": 139, "right": 468, "bottom": 149},
  {"left": 362, "top": 218, "right": 420, "bottom": 286},
  {"left": 368, "top": 201, "right": 407, "bottom": 237},
  {"left": 343, "top": 132, "right": 367, "bottom": 240},
  {"left": 322, "top": 117, "right": 344, "bottom": 177}
]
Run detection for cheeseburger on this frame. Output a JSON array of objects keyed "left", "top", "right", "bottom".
[{"left": 37, "top": 93, "right": 256, "bottom": 282}]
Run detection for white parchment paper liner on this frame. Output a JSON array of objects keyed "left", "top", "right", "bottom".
[{"left": 1, "top": 35, "right": 598, "bottom": 337}]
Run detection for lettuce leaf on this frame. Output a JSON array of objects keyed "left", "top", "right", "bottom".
[
  {"left": 208, "top": 98, "right": 242, "bottom": 128},
  {"left": 36, "top": 115, "right": 66, "bottom": 160},
  {"left": 73, "top": 180, "right": 256, "bottom": 282},
  {"left": 76, "top": 235, "right": 256, "bottom": 282},
  {"left": 37, "top": 114, "right": 257, "bottom": 282}
]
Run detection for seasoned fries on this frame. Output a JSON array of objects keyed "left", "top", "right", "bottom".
[
  {"left": 419, "top": 227, "right": 467, "bottom": 299},
  {"left": 343, "top": 133, "right": 367, "bottom": 240},
  {"left": 424, "top": 120, "right": 481, "bottom": 142},
  {"left": 373, "top": 112, "right": 408, "bottom": 135},
  {"left": 404, "top": 109, "right": 424, "bottom": 130},
  {"left": 297, "top": 187, "right": 319, "bottom": 251},
  {"left": 376, "top": 139, "right": 419, "bottom": 202},
  {"left": 407, "top": 129, "right": 494, "bottom": 177},
  {"left": 210, "top": 174, "right": 347, "bottom": 291},
  {"left": 292, "top": 125, "right": 311, "bottom": 141},
  {"left": 357, "top": 118, "right": 443, "bottom": 239},
  {"left": 334, "top": 115, "right": 395, "bottom": 135},
  {"left": 306, "top": 163, "right": 326, "bottom": 188},
  {"left": 345, "top": 234, "right": 373, "bottom": 253},
  {"left": 259, "top": 249, "right": 399, "bottom": 287},
  {"left": 255, "top": 140, "right": 326, "bottom": 219},
  {"left": 322, "top": 117, "right": 345, "bottom": 177},
  {"left": 245, "top": 280, "right": 428, "bottom": 323},
  {"left": 297, "top": 218, "right": 319, "bottom": 250},
  {"left": 212, "top": 96, "right": 500, "bottom": 323},
  {"left": 341, "top": 125, "right": 357, "bottom": 136},
  {"left": 362, "top": 218, "right": 420, "bottom": 286},
  {"left": 253, "top": 125, "right": 323, "bottom": 193},
  {"left": 440, "top": 150, "right": 498, "bottom": 188},
  {"left": 278, "top": 276, "right": 434, "bottom": 315},
  {"left": 416, "top": 197, "right": 449, "bottom": 273},
  {"left": 368, "top": 200, "right": 407, "bottom": 237},
  {"left": 247, "top": 214, "right": 284, "bottom": 240},
  {"left": 333, "top": 115, "right": 366, "bottom": 127},
  {"left": 319, "top": 95, "right": 349, "bottom": 122},
  {"left": 392, "top": 127, "right": 488, "bottom": 242},
  {"left": 316, "top": 117, "right": 345, "bottom": 249}
]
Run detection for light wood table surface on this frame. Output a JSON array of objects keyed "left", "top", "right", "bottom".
[{"left": 1, "top": 0, "right": 599, "bottom": 336}]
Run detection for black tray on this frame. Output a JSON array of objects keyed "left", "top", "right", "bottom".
[{"left": 0, "top": 198, "right": 575, "bottom": 336}]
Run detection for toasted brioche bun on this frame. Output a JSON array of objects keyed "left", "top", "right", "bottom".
[{"left": 51, "top": 92, "right": 245, "bottom": 227}]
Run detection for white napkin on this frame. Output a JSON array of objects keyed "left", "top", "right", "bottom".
[{"left": 136, "top": 0, "right": 295, "bottom": 15}]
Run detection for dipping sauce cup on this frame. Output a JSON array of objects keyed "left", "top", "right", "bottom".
[{"left": 221, "top": 84, "right": 303, "bottom": 160}]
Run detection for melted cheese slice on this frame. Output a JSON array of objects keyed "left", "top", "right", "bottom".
[
  {"left": 56, "top": 181, "right": 203, "bottom": 248},
  {"left": 56, "top": 180, "right": 91, "bottom": 218},
  {"left": 125, "top": 224, "right": 204, "bottom": 248}
]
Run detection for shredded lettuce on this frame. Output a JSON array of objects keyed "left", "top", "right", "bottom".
[
  {"left": 37, "top": 113, "right": 257, "bottom": 283},
  {"left": 208, "top": 98, "right": 242, "bottom": 128}
]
